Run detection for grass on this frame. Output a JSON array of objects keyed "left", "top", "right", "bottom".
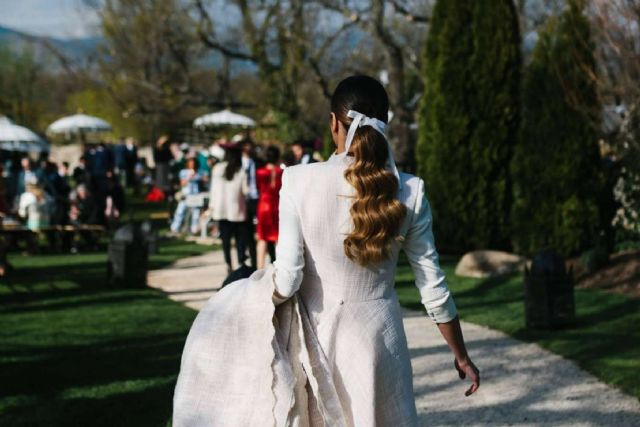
[
  {"left": 395, "top": 254, "right": 640, "bottom": 400},
  {"left": 2, "top": 185, "right": 637, "bottom": 427},
  {"left": 0, "top": 238, "right": 210, "bottom": 427},
  {"left": 127, "top": 191, "right": 172, "bottom": 226}
]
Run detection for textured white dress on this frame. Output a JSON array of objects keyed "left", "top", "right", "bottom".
[{"left": 173, "top": 153, "right": 457, "bottom": 426}]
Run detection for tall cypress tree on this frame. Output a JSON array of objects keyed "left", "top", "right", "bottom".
[
  {"left": 417, "top": 0, "right": 521, "bottom": 252},
  {"left": 511, "top": 0, "right": 603, "bottom": 257}
]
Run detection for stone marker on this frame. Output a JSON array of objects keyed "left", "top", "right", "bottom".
[{"left": 455, "top": 250, "right": 527, "bottom": 278}]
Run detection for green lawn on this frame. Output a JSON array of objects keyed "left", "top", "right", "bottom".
[
  {"left": 2, "top": 243, "right": 638, "bottom": 427},
  {"left": 128, "top": 192, "right": 172, "bottom": 225},
  {"left": 0, "top": 239, "right": 210, "bottom": 427},
  {"left": 395, "top": 254, "right": 640, "bottom": 400}
]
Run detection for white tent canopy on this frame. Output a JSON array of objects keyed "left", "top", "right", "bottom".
[
  {"left": 47, "top": 113, "right": 112, "bottom": 134},
  {"left": 193, "top": 109, "right": 256, "bottom": 129},
  {"left": 0, "top": 117, "right": 49, "bottom": 153}
]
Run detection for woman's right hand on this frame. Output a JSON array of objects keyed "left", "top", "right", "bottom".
[
  {"left": 435, "top": 315, "right": 480, "bottom": 396},
  {"left": 454, "top": 357, "right": 480, "bottom": 396}
]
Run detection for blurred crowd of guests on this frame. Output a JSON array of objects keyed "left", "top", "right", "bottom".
[
  {"left": 0, "top": 137, "right": 141, "bottom": 252},
  {"left": 161, "top": 135, "right": 318, "bottom": 273},
  {"left": 0, "top": 133, "right": 320, "bottom": 264}
]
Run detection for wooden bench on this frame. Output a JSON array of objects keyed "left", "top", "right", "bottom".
[
  {"left": 0, "top": 224, "right": 107, "bottom": 253},
  {"left": 150, "top": 212, "right": 170, "bottom": 220}
]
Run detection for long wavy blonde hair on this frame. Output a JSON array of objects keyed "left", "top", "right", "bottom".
[{"left": 331, "top": 76, "right": 406, "bottom": 266}]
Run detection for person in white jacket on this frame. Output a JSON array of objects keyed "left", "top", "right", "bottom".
[
  {"left": 174, "top": 76, "right": 479, "bottom": 426},
  {"left": 208, "top": 142, "right": 249, "bottom": 274}
]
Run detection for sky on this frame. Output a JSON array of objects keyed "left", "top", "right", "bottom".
[{"left": 0, "top": 0, "right": 99, "bottom": 39}]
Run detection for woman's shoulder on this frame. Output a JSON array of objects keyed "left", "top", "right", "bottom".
[
  {"left": 398, "top": 171, "right": 423, "bottom": 191},
  {"left": 283, "top": 160, "right": 331, "bottom": 177},
  {"left": 276, "top": 162, "right": 327, "bottom": 194},
  {"left": 398, "top": 172, "right": 429, "bottom": 210}
]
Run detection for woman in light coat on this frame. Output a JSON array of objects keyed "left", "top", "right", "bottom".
[
  {"left": 18, "top": 181, "right": 51, "bottom": 231},
  {"left": 174, "top": 76, "right": 479, "bottom": 426},
  {"left": 208, "top": 143, "right": 249, "bottom": 274}
]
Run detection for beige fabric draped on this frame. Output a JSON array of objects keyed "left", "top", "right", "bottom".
[{"left": 172, "top": 265, "right": 352, "bottom": 426}]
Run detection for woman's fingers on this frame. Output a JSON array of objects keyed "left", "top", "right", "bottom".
[
  {"left": 465, "top": 366, "right": 480, "bottom": 396},
  {"left": 464, "top": 378, "right": 480, "bottom": 396},
  {"left": 455, "top": 358, "right": 480, "bottom": 396}
]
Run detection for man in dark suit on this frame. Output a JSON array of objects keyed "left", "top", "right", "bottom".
[
  {"left": 291, "top": 140, "right": 316, "bottom": 165},
  {"left": 123, "top": 137, "right": 139, "bottom": 191}
]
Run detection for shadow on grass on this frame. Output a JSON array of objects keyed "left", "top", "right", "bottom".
[
  {"left": 0, "top": 291, "right": 162, "bottom": 315},
  {"left": 0, "top": 348, "right": 179, "bottom": 426},
  {"left": 0, "top": 332, "right": 186, "bottom": 395},
  {"left": 0, "top": 238, "right": 210, "bottom": 426},
  {"left": 0, "top": 306, "right": 191, "bottom": 426}
]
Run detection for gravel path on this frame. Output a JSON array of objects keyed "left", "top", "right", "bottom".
[{"left": 148, "top": 246, "right": 640, "bottom": 426}]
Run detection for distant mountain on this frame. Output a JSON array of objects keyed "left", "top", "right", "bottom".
[
  {"left": 0, "top": 24, "right": 259, "bottom": 74},
  {"left": 0, "top": 25, "right": 101, "bottom": 66}
]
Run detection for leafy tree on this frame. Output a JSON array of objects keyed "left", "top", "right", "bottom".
[
  {"left": 0, "top": 46, "right": 43, "bottom": 129},
  {"left": 195, "top": 0, "right": 437, "bottom": 162},
  {"left": 97, "top": 0, "right": 220, "bottom": 137},
  {"left": 417, "top": 0, "right": 521, "bottom": 252},
  {"left": 194, "top": 0, "right": 309, "bottom": 141},
  {"left": 64, "top": 88, "right": 148, "bottom": 141},
  {"left": 511, "top": 0, "right": 604, "bottom": 257},
  {"left": 592, "top": 0, "right": 640, "bottom": 244},
  {"left": 0, "top": 45, "right": 82, "bottom": 132}
]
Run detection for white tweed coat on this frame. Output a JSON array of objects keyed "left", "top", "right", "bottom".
[{"left": 173, "top": 154, "right": 457, "bottom": 426}]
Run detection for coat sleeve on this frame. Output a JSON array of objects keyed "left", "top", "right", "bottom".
[
  {"left": 271, "top": 167, "right": 305, "bottom": 304},
  {"left": 208, "top": 166, "right": 218, "bottom": 210},
  {"left": 402, "top": 178, "right": 458, "bottom": 323}
]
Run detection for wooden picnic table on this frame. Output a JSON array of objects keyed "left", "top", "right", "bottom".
[{"left": 0, "top": 224, "right": 106, "bottom": 253}]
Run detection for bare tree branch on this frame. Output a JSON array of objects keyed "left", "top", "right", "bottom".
[
  {"left": 17, "top": 34, "right": 83, "bottom": 79},
  {"left": 389, "top": 0, "right": 430, "bottom": 23},
  {"left": 193, "top": 0, "right": 257, "bottom": 61},
  {"left": 304, "top": 19, "right": 359, "bottom": 100}
]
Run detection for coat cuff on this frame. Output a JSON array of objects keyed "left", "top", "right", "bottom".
[
  {"left": 272, "top": 292, "right": 287, "bottom": 306},
  {"left": 271, "top": 269, "right": 288, "bottom": 306},
  {"left": 425, "top": 296, "right": 458, "bottom": 323}
]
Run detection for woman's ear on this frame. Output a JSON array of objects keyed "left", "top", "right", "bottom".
[{"left": 330, "top": 112, "right": 339, "bottom": 134}]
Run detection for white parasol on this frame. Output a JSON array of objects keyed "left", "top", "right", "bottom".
[
  {"left": 0, "top": 117, "right": 49, "bottom": 153},
  {"left": 47, "top": 113, "right": 112, "bottom": 134},
  {"left": 193, "top": 109, "right": 256, "bottom": 129}
]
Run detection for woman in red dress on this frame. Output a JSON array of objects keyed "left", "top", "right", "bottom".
[{"left": 255, "top": 146, "right": 283, "bottom": 268}]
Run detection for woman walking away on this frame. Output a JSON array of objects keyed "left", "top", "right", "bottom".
[
  {"left": 174, "top": 75, "right": 479, "bottom": 426},
  {"left": 255, "top": 145, "right": 283, "bottom": 268},
  {"left": 208, "top": 142, "right": 249, "bottom": 274}
]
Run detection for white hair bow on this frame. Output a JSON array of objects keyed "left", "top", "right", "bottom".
[{"left": 345, "top": 109, "right": 402, "bottom": 189}]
